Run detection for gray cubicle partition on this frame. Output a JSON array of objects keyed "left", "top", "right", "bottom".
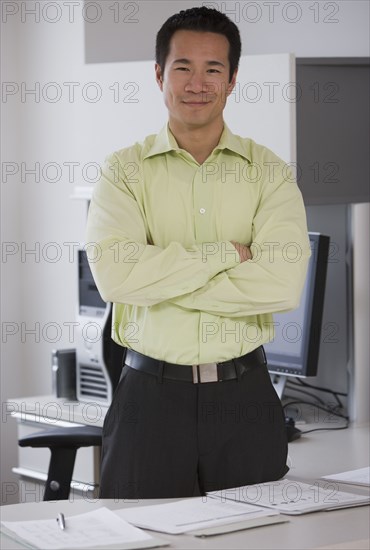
[
  {"left": 293, "top": 59, "right": 369, "bottom": 413},
  {"left": 296, "top": 58, "right": 370, "bottom": 205}
]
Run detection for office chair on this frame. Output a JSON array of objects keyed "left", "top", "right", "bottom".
[{"left": 19, "top": 425, "right": 102, "bottom": 500}]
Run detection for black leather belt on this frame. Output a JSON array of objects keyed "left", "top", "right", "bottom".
[{"left": 125, "top": 347, "right": 266, "bottom": 383}]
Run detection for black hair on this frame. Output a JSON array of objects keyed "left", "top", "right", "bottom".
[{"left": 155, "top": 7, "right": 241, "bottom": 82}]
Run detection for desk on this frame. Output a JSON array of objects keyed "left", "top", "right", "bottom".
[
  {"left": 2, "top": 422, "right": 369, "bottom": 550},
  {"left": 1, "top": 492, "right": 369, "bottom": 550}
]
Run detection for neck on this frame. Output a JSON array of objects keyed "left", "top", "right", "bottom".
[{"left": 169, "top": 119, "right": 224, "bottom": 164}]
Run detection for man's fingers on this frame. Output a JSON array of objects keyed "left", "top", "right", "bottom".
[{"left": 231, "top": 241, "right": 252, "bottom": 262}]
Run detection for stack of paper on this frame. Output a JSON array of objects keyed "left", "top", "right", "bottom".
[
  {"left": 3, "top": 477, "right": 368, "bottom": 548},
  {"left": 207, "top": 478, "right": 370, "bottom": 515},
  {"left": 119, "top": 496, "right": 285, "bottom": 535},
  {"left": 321, "top": 467, "right": 370, "bottom": 487},
  {"left": 1, "top": 507, "right": 166, "bottom": 550}
]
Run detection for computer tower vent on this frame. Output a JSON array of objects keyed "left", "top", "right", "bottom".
[
  {"left": 76, "top": 249, "right": 125, "bottom": 405},
  {"left": 78, "top": 364, "right": 109, "bottom": 401}
]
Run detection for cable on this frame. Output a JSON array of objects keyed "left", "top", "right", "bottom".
[
  {"left": 285, "top": 384, "right": 327, "bottom": 407},
  {"left": 288, "top": 378, "right": 347, "bottom": 408},
  {"left": 282, "top": 398, "right": 349, "bottom": 435},
  {"left": 292, "top": 378, "right": 347, "bottom": 397},
  {"left": 282, "top": 399, "right": 349, "bottom": 421},
  {"left": 301, "top": 422, "right": 349, "bottom": 435}
]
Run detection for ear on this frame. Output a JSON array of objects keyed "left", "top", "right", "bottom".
[
  {"left": 226, "top": 68, "right": 238, "bottom": 97},
  {"left": 155, "top": 63, "right": 164, "bottom": 91}
]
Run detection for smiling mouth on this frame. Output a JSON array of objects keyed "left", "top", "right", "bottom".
[{"left": 182, "top": 101, "right": 211, "bottom": 106}]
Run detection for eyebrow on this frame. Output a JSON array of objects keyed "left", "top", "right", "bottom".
[{"left": 172, "top": 58, "right": 225, "bottom": 68}]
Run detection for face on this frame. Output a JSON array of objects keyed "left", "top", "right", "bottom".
[{"left": 155, "top": 30, "right": 237, "bottom": 132}]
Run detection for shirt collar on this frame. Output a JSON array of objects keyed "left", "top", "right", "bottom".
[
  {"left": 143, "top": 123, "right": 251, "bottom": 162},
  {"left": 143, "top": 124, "right": 179, "bottom": 160},
  {"left": 215, "top": 124, "right": 251, "bottom": 162}
]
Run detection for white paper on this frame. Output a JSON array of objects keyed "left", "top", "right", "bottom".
[
  {"left": 322, "top": 467, "right": 370, "bottom": 487},
  {"left": 207, "top": 478, "right": 370, "bottom": 515},
  {"left": 119, "top": 496, "right": 280, "bottom": 534},
  {"left": 1, "top": 507, "right": 163, "bottom": 550}
]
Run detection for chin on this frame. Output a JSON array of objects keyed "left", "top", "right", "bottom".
[{"left": 182, "top": 113, "right": 214, "bottom": 125}]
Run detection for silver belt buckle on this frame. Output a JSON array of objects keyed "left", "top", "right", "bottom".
[{"left": 192, "top": 363, "right": 218, "bottom": 383}]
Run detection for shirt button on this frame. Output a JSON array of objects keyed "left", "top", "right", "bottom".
[{"left": 199, "top": 208, "right": 206, "bottom": 214}]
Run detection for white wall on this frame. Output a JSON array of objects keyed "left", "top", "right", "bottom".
[
  {"left": 1, "top": 9, "right": 23, "bottom": 507},
  {"left": 1, "top": 0, "right": 369, "bottom": 504},
  {"left": 85, "top": 0, "right": 370, "bottom": 61}
]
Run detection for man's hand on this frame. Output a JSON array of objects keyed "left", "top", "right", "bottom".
[{"left": 231, "top": 241, "right": 252, "bottom": 263}]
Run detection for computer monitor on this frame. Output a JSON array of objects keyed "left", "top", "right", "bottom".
[{"left": 265, "top": 232, "right": 330, "bottom": 398}]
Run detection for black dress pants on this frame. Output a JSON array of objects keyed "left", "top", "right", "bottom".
[{"left": 99, "top": 359, "right": 289, "bottom": 499}]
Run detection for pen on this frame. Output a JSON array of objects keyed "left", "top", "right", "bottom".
[{"left": 56, "top": 512, "right": 66, "bottom": 531}]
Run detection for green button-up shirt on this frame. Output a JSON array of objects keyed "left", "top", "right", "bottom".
[{"left": 86, "top": 124, "right": 311, "bottom": 364}]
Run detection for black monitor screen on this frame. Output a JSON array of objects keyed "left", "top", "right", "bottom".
[
  {"left": 78, "top": 250, "right": 106, "bottom": 310},
  {"left": 265, "top": 233, "right": 330, "bottom": 378}
]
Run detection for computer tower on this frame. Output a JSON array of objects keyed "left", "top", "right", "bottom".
[{"left": 76, "top": 249, "right": 125, "bottom": 405}]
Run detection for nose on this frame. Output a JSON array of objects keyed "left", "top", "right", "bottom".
[{"left": 184, "top": 72, "right": 209, "bottom": 94}]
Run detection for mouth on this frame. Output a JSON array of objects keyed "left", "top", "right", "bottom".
[{"left": 182, "top": 100, "right": 211, "bottom": 107}]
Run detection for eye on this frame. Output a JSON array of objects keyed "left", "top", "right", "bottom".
[
  {"left": 207, "top": 69, "right": 221, "bottom": 74},
  {"left": 175, "top": 67, "right": 189, "bottom": 71}
]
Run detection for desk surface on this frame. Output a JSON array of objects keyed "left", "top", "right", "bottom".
[
  {"left": 8, "top": 395, "right": 108, "bottom": 428},
  {"left": 2, "top": 422, "right": 369, "bottom": 550}
]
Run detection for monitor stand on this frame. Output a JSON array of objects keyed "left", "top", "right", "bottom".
[{"left": 270, "top": 373, "right": 288, "bottom": 400}]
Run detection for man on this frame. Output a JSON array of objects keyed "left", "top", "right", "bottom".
[{"left": 86, "top": 7, "right": 311, "bottom": 499}]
